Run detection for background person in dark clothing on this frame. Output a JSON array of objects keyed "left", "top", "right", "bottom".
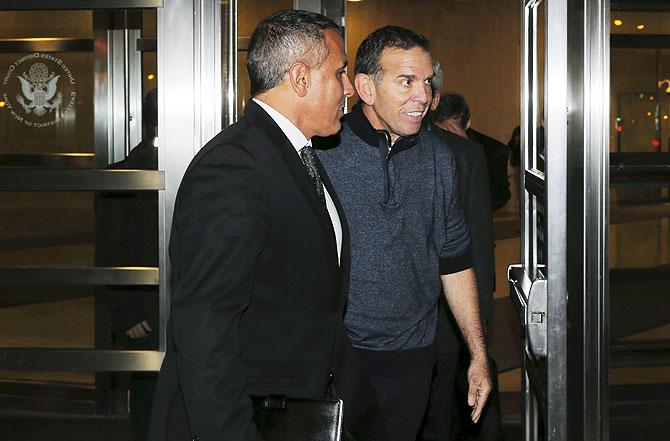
[
  {"left": 428, "top": 91, "right": 503, "bottom": 441},
  {"left": 437, "top": 93, "right": 511, "bottom": 212},
  {"left": 95, "top": 88, "right": 159, "bottom": 441}
]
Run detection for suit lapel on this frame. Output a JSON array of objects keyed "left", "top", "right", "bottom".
[{"left": 245, "top": 101, "right": 339, "bottom": 270}]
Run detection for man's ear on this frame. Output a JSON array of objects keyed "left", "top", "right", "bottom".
[
  {"left": 288, "top": 61, "right": 309, "bottom": 97},
  {"left": 355, "top": 73, "right": 375, "bottom": 105},
  {"left": 430, "top": 91, "right": 441, "bottom": 112}
]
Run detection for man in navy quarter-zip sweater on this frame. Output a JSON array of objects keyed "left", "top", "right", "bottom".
[{"left": 316, "top": 26, "right": 492, "bottom": 441}]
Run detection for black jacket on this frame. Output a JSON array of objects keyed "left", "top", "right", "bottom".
[{"left": 149, "top": 101, "right": 384, "bottom": 441}]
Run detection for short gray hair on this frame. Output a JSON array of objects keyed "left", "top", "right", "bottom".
[
  {"left": 431, "top": 59, "right": 443, "bottom": 98},
  {"left": 247, "top": 10, "right": 340, "bottom": 96}
]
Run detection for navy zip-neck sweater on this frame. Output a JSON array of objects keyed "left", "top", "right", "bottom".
[{"left": 316, "top": 104, "right": 472, "bottom": 351}]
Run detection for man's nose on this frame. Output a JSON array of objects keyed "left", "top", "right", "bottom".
[
  {"left": 414, "top": 83, "right": 430, "bottom": 103},
  {"left": 343, "top": 74, "right": 354, "bottom": 98}
]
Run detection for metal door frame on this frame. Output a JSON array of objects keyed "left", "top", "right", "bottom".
[{"left": 513, "top": 0, "right": 610, "bottom": 440}]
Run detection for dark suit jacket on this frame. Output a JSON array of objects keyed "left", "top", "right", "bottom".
[
  {"left": 149, "top": 101, "right": 384, "bottom": 441},
  {"left": 429, "top": 125, "right": 495, "bottom": 352}
]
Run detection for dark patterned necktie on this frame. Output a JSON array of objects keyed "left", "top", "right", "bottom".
[{"left": 300, "top": 145, "right": 326, "bottom": 204}]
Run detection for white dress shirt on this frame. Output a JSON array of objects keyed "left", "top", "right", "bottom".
[{"left": 253, "top": 98, "right": 342, "bottom": 263}]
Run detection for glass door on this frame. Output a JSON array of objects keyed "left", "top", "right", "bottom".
[
  {"left": 509, "top": 0, "right": 610, "bottom": 439},
  {"left": 0, "top": 2, "right": 163, "bottom": 423},
  {"left": 608, "top": 1, "right": 670, "bottom": 439},
  {"left": 0, "top": 1, "right": 207, "bottom": 439}
]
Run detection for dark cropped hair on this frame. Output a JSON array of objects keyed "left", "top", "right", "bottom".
[
  {"left": 354, "top": 26, "right": 431, "bottom": 82},
  {"left": 246, "top": 10, "right": 340, "bottom": 96},
  {"left": 433, "top": 92, "right": 471, "bottom": 129}
]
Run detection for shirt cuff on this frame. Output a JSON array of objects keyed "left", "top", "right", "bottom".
[{"left": 439, "top": 248, "right": 473, "bottom": 275}]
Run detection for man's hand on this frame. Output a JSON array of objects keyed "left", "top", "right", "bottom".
[
  {"left": 126, "top": 320, "right": 152, "bottom": 339},
  {"left": 440, "top": 269, "right": 492, "bottom": 424},
  {"left": 467, "top": 356, "right": 493, "bottom": 423}
]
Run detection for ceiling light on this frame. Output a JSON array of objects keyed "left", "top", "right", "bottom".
[
  {"left": 636, "top": 24, "right": 646, "bottom": 30},
  {"left": 613, "top": 19, "right": 623, "bottom": 26}
]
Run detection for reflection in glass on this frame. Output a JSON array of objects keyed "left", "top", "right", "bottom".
[
  {"left": 0, "top": 9, "right": 160, "bottom": 438},
  {"left": 608, "top": 8, "right": 670, "bottom": 438}
]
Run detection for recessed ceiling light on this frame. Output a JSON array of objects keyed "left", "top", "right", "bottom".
[
  {"left": 636, "top": 24, "right": 646, "bottom": 30},
  {"left": 613, "top": 19, "right": 623, "bottom": 26}
]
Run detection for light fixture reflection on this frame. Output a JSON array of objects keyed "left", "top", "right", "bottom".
[
  {"left": 147, "top": 74, "right": 155, "bottom": 81},
  {"left": 0, "top": 101, "right": 6, "bottom": 108},
  {"left": 636, "top": 24, "right": 646, "bottom": 30},
  {"left": 613, "top": 19, "right": 623, "bottom": 26}
]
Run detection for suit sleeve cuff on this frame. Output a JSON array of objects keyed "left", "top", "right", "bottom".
[{"left": 439, "top": 248, "right": 473, "bottom": 275}]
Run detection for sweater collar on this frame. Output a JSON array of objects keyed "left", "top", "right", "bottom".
[{"left": 346, "top": 102, "right": 418, "bottom": 154}]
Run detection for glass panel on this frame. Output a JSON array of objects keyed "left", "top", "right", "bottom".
[
  {"left": 233, "top": 0, "right": 292, "bottom": 116},
  {"left": 534, "top": 0, "right": 547, "bottom": 272},
  {"left": 0, "top": 9, "right": 158, "bottom": 169},
  {"left": 609, "top": 8, "right": 670, "bottom": 440},
  {"left": 0, "top": 8, "right": 160, "bottom": 436},
  {"left": 0, "top": 190, "right": 159, "bottom": 350},
  {"left": 0, "top": 370, "right": 157, "bottom": 441},
  {"left": 0, "top": 192, "right": 94, "bottom": 266}
]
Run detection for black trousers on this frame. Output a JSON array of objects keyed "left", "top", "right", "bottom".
[
  {"left": 354, "top": 345, "right": 436, "bottom": 441},
  {"left": 418, "top": 347, "right": 460, "bottom": 441},
  {"left": 419, "top": 297, "right": 502, "bottom": 441}
]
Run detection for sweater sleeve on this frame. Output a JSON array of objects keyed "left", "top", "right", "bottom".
[{"left": 438, "top": 148, "right": 473, "bottom": 274}]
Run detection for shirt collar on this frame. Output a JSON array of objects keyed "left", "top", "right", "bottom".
[{"left": 253, "top": 98, "right": 310, "bottom": 152}]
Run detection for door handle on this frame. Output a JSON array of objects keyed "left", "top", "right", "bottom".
[
  {"left": 527, "top": 278, "right": 548, "bottom": 358},
  {"left": 508, "top": 264, "right": 548, "bottom": 359}
]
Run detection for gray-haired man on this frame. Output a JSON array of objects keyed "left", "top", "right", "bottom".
[
  {"left": 317, "top": 26, "right": 492, "bottom": 441},
  {"left": 149, "top": 10, "right": 384, "bottom": 441}
]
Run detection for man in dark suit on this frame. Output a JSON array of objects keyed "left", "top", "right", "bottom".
[{"left": 149, "top": 10, "right": 384, "bottom": 441}]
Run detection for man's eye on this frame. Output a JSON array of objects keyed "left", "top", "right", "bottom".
[{"left": 401, "top": 79, "right": 411, "bottom": 86}]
